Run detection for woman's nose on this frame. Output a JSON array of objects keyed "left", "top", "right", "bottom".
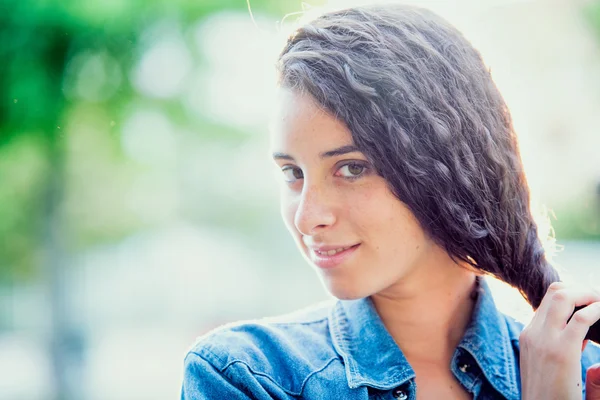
[{"left": 293, "top": 182, "right": 336, "bottom": 236}]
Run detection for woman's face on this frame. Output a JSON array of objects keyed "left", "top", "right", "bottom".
[{"left": 270, "top": 89, "right": 443, "bottom": 300}]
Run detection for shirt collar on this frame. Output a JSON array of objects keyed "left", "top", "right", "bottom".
[
  {"left": 458, "top": 277, "right": 520, "bottom": 400},
  {"left": 328, "top": 277, "right": 520, "bottom": 399},
  {"left": 329, "top": 292, "right": 415, "bottom": 390}
]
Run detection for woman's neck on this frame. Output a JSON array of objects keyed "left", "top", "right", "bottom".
[{"left": 370, "top": 252, "right": 479, "bottom": 367}]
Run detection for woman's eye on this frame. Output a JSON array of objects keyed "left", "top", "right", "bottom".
[
  {"left": 337, "top": 162, "right": 366, "bottom": 178},
  {"left": 281, "top": 166, "right": 303, "bottom": 182}
]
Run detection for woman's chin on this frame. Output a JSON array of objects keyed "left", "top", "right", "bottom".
[
  {"left": 330, "top": 291, "right": 364, "bottom": 300},
  {"left": 321, "top": 281, "right": 369, "bottom": 300}
]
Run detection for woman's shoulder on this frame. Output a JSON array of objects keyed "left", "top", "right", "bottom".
[
  {"left": 187, "top": 299, "right": 338, "bottom": 362},
  {"left": 182, "top": 299, "right": 346, "bottom": 399}
]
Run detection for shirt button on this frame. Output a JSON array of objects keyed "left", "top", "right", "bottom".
[
  {"left": 392, "top": 387, "right": 408, "bottom": 400},
  {"left": 458, "top": 362, "right": 470, "bottom": 373}
]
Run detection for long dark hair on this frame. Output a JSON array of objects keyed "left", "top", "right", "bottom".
[{"left": 276, "top": 4, "right": 559, "bottom": 310}]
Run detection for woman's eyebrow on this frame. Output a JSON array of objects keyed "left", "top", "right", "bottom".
[
  {"left": 319, "top": 145, "right": 360, "bottom": 159},
  {"left": 272, "top": 152, "right": 295, "bottom": 161},
  {"left": 272, "top": 145, "right": 361, "bottom": 161}
]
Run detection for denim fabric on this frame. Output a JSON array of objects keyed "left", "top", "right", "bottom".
[{"left": 181, "top": 278, "right": 600, "bottom": 399}]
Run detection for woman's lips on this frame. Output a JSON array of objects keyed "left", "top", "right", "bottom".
[{"left": 309, "top": 244, "right": 360, "bottom": 269}]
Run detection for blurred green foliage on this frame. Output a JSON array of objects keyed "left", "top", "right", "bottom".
[
  {"left": 0, "top": 0, "right": 316, "bottom": 283},
  {"left": 585, "top": 0, "right": 600, "bottom": 40},
  {"left": 553, "top": 0, "right": 600, "bottom": 242},
  {"left": 552, "top": 191, "right": 600, "bottom": 242}
]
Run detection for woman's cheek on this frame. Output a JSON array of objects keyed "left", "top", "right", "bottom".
[{"left": 280, "top": 193, "right": 299, "bottom": 234}]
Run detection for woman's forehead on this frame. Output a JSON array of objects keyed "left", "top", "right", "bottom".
[{"left": 269, "top": 89, "right": 353, "bottom": 154}]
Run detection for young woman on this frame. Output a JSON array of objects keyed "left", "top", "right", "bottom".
[{"left": 182, "top": 5, "right": 600, "bottom": 399}]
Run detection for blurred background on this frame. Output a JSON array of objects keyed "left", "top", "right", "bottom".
[{"left": 1, "top": 0, "right": 600, "bottom": 398}]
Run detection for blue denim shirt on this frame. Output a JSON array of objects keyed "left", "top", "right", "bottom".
[{"left": 181, "top": 278, "right": 600, "bottom": 399}]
